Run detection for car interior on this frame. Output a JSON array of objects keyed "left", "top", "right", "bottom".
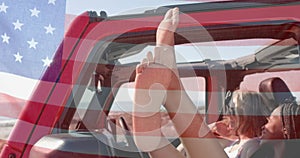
[{"left": 29, "top": 2, "right": 300, "bottom": 158}]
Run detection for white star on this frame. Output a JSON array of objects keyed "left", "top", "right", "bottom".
[
  {"left": 13, "top": 20, "right": 24, "bottom": 31},
  {"left": 44, "top": 24, "right": 55, "bottom": 35},
  {"left": 30, "top": 7, "right": 40, "bottom": 17},
  {"left": 1, "top": 33, "right": 10, "bottom": 44},
  {"left": 27, "top": 38, "right": 38, "bottom": 49},
  {"left": 42, "top": 56, "right": 52, "bottom": 67},
  {"left": 0, "top": 2, "right": 8, "bottom": 13},
  {"left": 48, "top": 0, "right": 56, "bottom": 5},
  {"left": 14, "top": 52, "right": 23, "bottom": 63}
]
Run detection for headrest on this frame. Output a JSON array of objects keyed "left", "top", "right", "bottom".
[{"left": 259, "top": 77, "right": 295, "bottom": 104}]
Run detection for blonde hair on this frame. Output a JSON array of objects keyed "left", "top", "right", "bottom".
[{"left": 230, "top": 90, "right": 267, "bottom": 137}]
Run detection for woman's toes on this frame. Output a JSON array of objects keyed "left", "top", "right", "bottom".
[
  {"left": 141, "top": 58, "right": 148, "bottom": 64},
  {"left": 147, "top": 51, "right": 154, "bottom": 63},
  {"left": 171, "top": 8, "right": 179, "bottom": 27},
  {"left": 164, "top": 7, "right": 173, "bottom": 20},
  {"left": 136, "top": 62, "right": 147, "bottom": 74}
]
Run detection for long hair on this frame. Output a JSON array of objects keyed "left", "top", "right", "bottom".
[{"left": 229, "top": 90, "right": 268, "bottom": 137}]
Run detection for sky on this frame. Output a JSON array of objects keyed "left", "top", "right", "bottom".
[{"left": 66, "top": 0, "right": 198, "bottom": 16}]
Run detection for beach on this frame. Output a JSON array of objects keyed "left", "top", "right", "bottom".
[{"left": 0, "top": 120, "right": 15, "bottom": 151}]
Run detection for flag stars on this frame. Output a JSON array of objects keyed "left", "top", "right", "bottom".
[
  {"left": 30, "top": 7, "right": 40, "bottom": 17},
  {"left": 0, "top": 2, "right": 8, "bottom": 13},
  {"left": 1, "top": 33, "right": 10, "bottom": 44},
  {"left": 13, "top": 20, "right": 24, "bottom": 31},
  {"left": 42, "top": 56, "right": 52, "bottom": 67},
  {"left": 44, "top": 24, "right": 55, "bottom": 34},
  {"left": 27, "top": 38, "right": 38, "bottom": 49},
  {"left": 14, "top": 52, "right": 23, "bottom": 63},
  {"left": 48, "top": 0, "right": 56, "bottom": 5}
]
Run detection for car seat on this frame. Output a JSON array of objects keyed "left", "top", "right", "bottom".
[{"left": 259, "top": 77, "right": 295, "bottom": 114}]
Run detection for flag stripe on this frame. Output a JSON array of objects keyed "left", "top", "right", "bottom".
[
  {"left": 0, "top": 72, "right": 38, "bottom": 100},
  {"left": 0, "top": 1, "right": 66, "bottom": 156}
]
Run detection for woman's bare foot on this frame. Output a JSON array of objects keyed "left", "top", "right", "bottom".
[
  {"left": 134, "top": 7, "right": 180, "bottom": 111},
  {"left": 156, "top": 7, "right": 179, "bottom": 46},
  {"left": 134, "top": 7, "right": 180, "bottom": 116},
  {"left": 154, "top": 7, "right": 180, "bottom": 79}
]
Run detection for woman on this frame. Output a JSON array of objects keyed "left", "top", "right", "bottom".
[
  {"left": 251, "top": 101, "right": 300, "bottom": 158},
  {"left": 223, "top": 90, "right": 267, "bottom": 158}
]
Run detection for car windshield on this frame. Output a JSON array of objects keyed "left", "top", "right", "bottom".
[{"left": 118, "top": 38, "right": 278, "bottom": 64}]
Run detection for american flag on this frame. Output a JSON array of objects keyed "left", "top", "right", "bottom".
[{"left": 0, "top": 0, "right": 66, "bottom": 120}]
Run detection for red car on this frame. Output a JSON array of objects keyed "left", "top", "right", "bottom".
[{"left": 1, "top": 0, "right": 300, "bottom": 157}]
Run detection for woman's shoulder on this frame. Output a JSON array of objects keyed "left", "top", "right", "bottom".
[
  {"left": 243, "top": 138, "right": 260, "bottom": 147},
  {"left": 224, "top": 139, "right": 240, "bottom": 158},
  {"left": 239, "top": 138, "right": 261, "bottom": 158},
  {"left": 250, "top": 142, "right": 274, "bottom": 158},
  {"left": 284, "top": 139, "right": 300, "bottom": 158}
]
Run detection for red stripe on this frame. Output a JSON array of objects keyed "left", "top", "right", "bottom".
[{"left": 0, "top": 93, "right": 25, "bottom": 119}]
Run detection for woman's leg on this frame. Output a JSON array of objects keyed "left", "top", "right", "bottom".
[
  {"left": 154, "top": 7, "right": 227, "bottom": 158},
  {"left": 132, "top": 8, "right": 184, "bottom": 158},
  {"left": 133, "top": 7, "right": 227, "bottom": 158}
]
